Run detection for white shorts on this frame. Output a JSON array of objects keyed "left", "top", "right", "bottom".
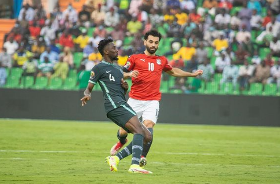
[{"left": 127, "top": 98, "right": 160, "bottom": 124}]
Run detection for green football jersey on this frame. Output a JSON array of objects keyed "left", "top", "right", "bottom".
[{"left": 89, "top": 61, "right": 126, "bottom": 113}]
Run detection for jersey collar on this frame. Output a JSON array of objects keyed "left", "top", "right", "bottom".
[{"left": 101, "top": 60, "right": 113, "bottom": 65}]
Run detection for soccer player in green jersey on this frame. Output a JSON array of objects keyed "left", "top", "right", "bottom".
[{"left": 81, "top": 38, "right": 152, "bottom": 174}]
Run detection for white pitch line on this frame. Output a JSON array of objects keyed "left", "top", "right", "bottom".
[{"left": 0, "top": 150, "right": 279, "bottom": 158}]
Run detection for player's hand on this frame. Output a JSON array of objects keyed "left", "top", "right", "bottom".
[
  {"left": 121, "top": 78, "right": 129, "bottom": 90},
  {"left": 81, "top": 96, "right": 91, "bottom": 106},
  {"left": 130, "top": 70, "right": 139, "bottom": 78},
  {"left": 194, "top": 69, "right": 203, "bottom": 77}
]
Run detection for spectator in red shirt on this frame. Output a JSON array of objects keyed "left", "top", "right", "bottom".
[
  {"left": 29, "top": 21, "right": 41, "bottom": 39},
  {"left": 94, "top": 25, "right": 107, "bottom": 39},
  {"left": 218, "top": 0, "right": 233, "bottom": 10},
  {"left": 189, "top": 9, "right": 202, "bottom": 24},
  {"left": 262, "top": 10, "right": 272, "bottom": 27},
  {"left": 6, "top": 28, "right": 22, "bottom": 43},
  {"left": 59, "top": 29, "right": 74, "bottom": 48},
  {"left": 264, "top": 53, "right": 274, "bottom": 67}
]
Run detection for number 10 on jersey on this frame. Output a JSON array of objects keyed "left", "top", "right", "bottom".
[{"left": 148, "top": 62, "right": 154, "bottom": 71}]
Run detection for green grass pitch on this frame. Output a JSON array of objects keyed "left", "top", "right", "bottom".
[{"left": 0, "top": 119, "right": 280, "bottom": 184}]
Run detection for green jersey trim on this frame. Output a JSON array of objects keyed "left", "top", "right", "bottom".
[
  {"left": 89, "top": 80, "right": 96, "bottom": 84},
  {"left": 121, "top": 104, "right": 136, "bottom": 116},
  {"left": 101, "top": 60, "right": 113, "bottom": 65},
  {"left": 99, "top": 81, "right": 117, "bottom": 108}
]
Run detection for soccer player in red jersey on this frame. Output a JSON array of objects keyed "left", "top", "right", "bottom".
[{"left": 110, "top": 30, "right": 203, "bottom": 167}]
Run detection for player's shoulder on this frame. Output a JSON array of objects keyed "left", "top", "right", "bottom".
[{"left": 129, "top": 53, "right": 146, "bottom": 59}]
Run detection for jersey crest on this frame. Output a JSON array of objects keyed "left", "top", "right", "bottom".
[{"left": 156, "top": 59, "right": 161, "bottom": 65}]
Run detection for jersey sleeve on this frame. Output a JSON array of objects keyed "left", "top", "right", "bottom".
[
  {"left": 88, "top": 65, "right": 101, "bottom": 84},
  {"left": 163, "top": 57, "right": 173, "bottom": 72},
  {"left": 123, "top": 55, "right": 135, "bottom": 72}
]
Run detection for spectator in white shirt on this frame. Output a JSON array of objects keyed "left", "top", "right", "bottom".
[
  {"left": 3, "top": 37, "right": 19, "bottom": 55},
  {"left": 251, "top": 50, "right": 262, "bottom": 65},
  {"left": 265, "top": 17, "right": 280, "bottom": 37},
  {"left": 215, "top": 8, "right": 231, "bottom": 28},
  {"left": 181, "top": 0, "right": 195, "bottom": 11},
  {"left": 270, "top": 37, "right": 280, "bottom": 57},
  {"left": 215, "top": 52, "right": 231, "bottom": 73},
  {"left": 238, "top": 60, "right": 255, "bottom": 91},
  {"left": 250, "top": 9, "right": 262, "bottom": 30},
  {"left": 62, "top": 4, "right": 78, "bottom": 23},
  {"left": 230, "top": 12, "right": 241, "bottom": 30},
  {"left": 18, "top": 4, "right": 35, "bottom": 21},
  {"left": 267, "top": 60, "right": 280, "bottom": 90},
  {"left": 220, "top": 60, "right": 239, "bottom": 89},
  {"left": 104, "top": 8, "right": 120, "bottom": 27},
  {"left": 40, "top": 21, "right": 56, "bottom": 45},
  {"left": 236, "top": 24, "right": 251, "bottom": 43}
]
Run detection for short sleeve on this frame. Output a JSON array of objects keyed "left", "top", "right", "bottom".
[
  {"left": 123, "top": 55, "right": 135, "bottom": 72},
  {"left": 88, "top": 65, "right": 101, "bottom": 84},
  {"left": 163, "top": 57, "right": 173, "bottom": 72}
]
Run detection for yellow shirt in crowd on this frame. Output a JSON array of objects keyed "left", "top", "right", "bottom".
[
  {"left": 88, "top": 53, "right": 102, "bottom": 61},
  {"left": 175, "top": 13, "right": 188, "bottom": 25},
  {"left": 173, "top": 47, "right": 196, "bottom": 61},
  {"left": 212, "top": 39, "right": 228, "bottom": 51},
  {"left": 74, "top": 35, "right": 90, "bottom": 49}
]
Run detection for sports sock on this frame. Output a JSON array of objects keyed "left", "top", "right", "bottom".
[
  {"left": 117, "top": 130, "right": 127, "bottom": 144},
  {"left": 142, "top": 128, "right": 153, "bottom": 157},
  {"left": 116, "top": 134, "right": 143, "bottom": 165}
]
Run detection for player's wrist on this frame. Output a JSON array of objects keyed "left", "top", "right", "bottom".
[{"left": 84, "top": 91, "right": 91, "bottom": 97}]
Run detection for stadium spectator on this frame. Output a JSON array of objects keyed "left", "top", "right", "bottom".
[
  {"left": 4, "top": 37, "right": 19, "bottom": 56},
  {"left": 235, "top": 45, "right": 249, "bottom": 65},
  {"left": 215, "top": 9, "right": 231, "bottom": 28},
  {"left": 149, "top": 8, "right": 163, "bottom": 26},
  {"left": 181, "top": 0, "right": 195, "bottom": 11},
  {"left": 49, "top": 40, "right": 60, "bottom": 54},
  {"left": 141, "top": 0, "right": 154, "bottom": 13},
  {"left": 251, "top": 50, "right": 261, "bottom": 65},
  {"left": 18, "top": 4, "right": 35, "bottom": 21},
  {"left": 128, "top": 0, "right": 142, "bottom": 17},
  {"left": 0, "top": 63, "right": 7, "bottom": 87},
  {"left": 250, "top": 9, "right": 262, "bottom": 30},
  {"left": 212, "top": 34, "right": 229, "bottom": 52},
  {"left": 40, "top": 21, "right": 56, "bottom": 45},
  {"left": 238, "top": 2, "right": 252, "bottom": 31},
  {"left": 29, "top": 21, "right": 41, "bottom": 39},
  {"left": 189, "top": 9, "right": 202, "bottom": 25},
  {"left": 22, "top": 56, "right": 38, "bottom": 78},
  {"left": 62, "top": 3, "right": 78, "bottom": 23},
  {"left": 51, "top": 56, "right": 69, "bottom": 80},
  {"left": 104, "top": 7, "right": 120, "bottom": 27},
  {"left": 203, "top": 0, "right": 218, "bottom": 15},
  {"left": 59, "top": 30, "right": 74, "bottom": 48},
  {"left": 195, "top": 43, "right": 208, "bottom": 64},
  {"left": 263, "top": 53, "right": 274, "bottom": 67},
  {"left": 0, "top": 48, "right": 12, "bottom": 68},
  {"left": 89, "top": 32, "right": 102, "bottom": 48},
  {"left": 169, "top": 58, "right": 186, "bottom": 91},
  {"left": 249, "top": 60, "right": 270, "bottom": 85},
  {"left": 267, "top": 60, "right": 280, "bottom": 90},
  {"left": 202, "top": 12, "right": 213, "bottom": 32},
  {"left": 34, "top": 4, "right": 46, "bottom": 20},
  {"left": 91, "top": 4, "right": 106, "bottom": 25},
  {"left": 185, "top": 56, "right": 198, "bottom": 72},
  {"left": 13, "top": 46, "right": 33, "bottom": 67},
  {"left": 220, "top": 61, "right": 239, "bottom": 89},
  {"left": 238, "top": 60, "right": 255, "bottom": 91},
  {"left": 218, "top": 0, "right": 233, "bottom": 10},
  {"left": 265, "top": 17, "right": 280, "bottom": 37},
  {"left": 83, "top": 41, "right": 95, "bottom": 57},
  {"left": 79, "top": 5, "right": 91, "bottom": 28},
  {"left": 60, "top": 47, "right": 74, "bottom": 68},
  {"left": 215, "top": 51, "right": 230, "bottom": 73},
  {"left": 230, "top": 12, "right": 241, "bottom": 30},
  {"left": 40, "top": 46, "right": 59, "bottom": 64},
  {"left": 31, "top": 37, "right": 46, "bottom": 59},
  {"left": 37, "top": 56, "right": 53, "bottom": 78},
  {"left": 85, "top": 0, "right": 103, "bottom": 13},
  {"left": 175, "top": 8, "right": 188, "bottom": 26},
  {"left": 242, "top": 36, "right": 255, "bottom": 56},
  {"left": 167, "top": 0, "right": 181, "bottom": 9},
  {"left": 19, "top": 12, "right": 29, "bottom": 29},
  {"left": 74, "top": 29, "right": 90, "bottom": 51},
  {"left": 6, "top": 28, "right": 22, "bottom": 43},
  {"left": 173, "top": 41, "right": 196, "bottom": 62},
  {"left": 110, "top": 24, "right": 125, "bottom": 41},
  {"left": 247, "top": 0, "right": 262, "bottom": 15},
  {"left": 94, "top": 25, "right": 107, "bottom": 39},
  {"left": 225, "top": 47, "right": 236, "bottom": 62},
  {"left": 198, "top": 59, "right": 214, "bottom": 87},
  {"left": 127, "top": 17, "right": 143, "bottom": 36},
  {"left": 270, "top": 37, "right": 280, "bottom": 57},
  {"left": 236, "top": 25, "right": 251, "bottom": 43},
  {"left": 136, "top": 6, "right": 149, "bottom": 23},
  {"left": 256, "top": 26, "right": 274, "bottom": 49},
  {"left": 262, "top": 9, "right": 273, "bottom": 27}
]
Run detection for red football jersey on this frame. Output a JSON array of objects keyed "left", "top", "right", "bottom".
[{"left": 123, "top": 54, "right": 173, "bottom": 101}]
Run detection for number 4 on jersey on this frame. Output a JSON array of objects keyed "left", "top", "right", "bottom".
[{"left": 109, "top": 74, "right": 115, "bottom": 81}]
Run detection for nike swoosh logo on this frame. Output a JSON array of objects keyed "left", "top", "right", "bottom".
[{"left": 106, "top": 71, "right": 111, "bottom": 73}]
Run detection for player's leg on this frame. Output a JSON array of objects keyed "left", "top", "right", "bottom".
[
  {"left": 140, "top": 100, "right": 159, "bottom": 167},
  {"left": 110, "top": 98, "right": 143, "bottom": 155}
]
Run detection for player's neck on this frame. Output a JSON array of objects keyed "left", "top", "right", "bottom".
[
  {"left": 103, "top": 57, "right": 113, "bottom": 64},
  {"left": 144, "top": 50, "right": 155, "bottom": 56}
]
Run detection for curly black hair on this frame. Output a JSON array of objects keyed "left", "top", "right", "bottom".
[
  {"left": 144, "top": 30, "right": 162, "bottom": 41},
  {"left": 97, "top": 38, "right": 113, "bottom": 56}
]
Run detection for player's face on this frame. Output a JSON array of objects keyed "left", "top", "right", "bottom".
[
  {"left": 144, "top": 35, "right": 160, "bottom": 54},
  {"left": 106, "top": 42, "right": 119, "bottom": 61}
]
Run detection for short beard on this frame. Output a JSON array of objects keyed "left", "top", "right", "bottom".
[{"left": 146, "top": 47, "right": 157, "bottom": 54}]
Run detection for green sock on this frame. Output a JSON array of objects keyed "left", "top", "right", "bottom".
[{"left": 142, "top": 128, "right": 153, "bottom": 157}]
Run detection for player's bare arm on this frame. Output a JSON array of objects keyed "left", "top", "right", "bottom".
[
  {"left": 121, "top": 78, "right": 129, "bottom": 94},
  {"left": 166, "top": 68, "right": 203, "bottom": 77},
  {"left": 81, "top": 83, "right": 94, "bottom": 106},
  {"left": 123, "top": 70, "right": 139, "bottom": 79}
]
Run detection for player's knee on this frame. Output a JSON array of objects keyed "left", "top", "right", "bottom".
[
  {"left": 143, "top": 120, "right": 155, "bottom": 128},
  {"left": 144, "top": 131, "right": 152, "bottom": 143},
  {"left": 119, "top": 128, "right": 128, "bottom": 136}
]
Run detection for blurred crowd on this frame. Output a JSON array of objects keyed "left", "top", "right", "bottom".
[{"left": 0, "top": 0, "right": 280, "bottom": 93}]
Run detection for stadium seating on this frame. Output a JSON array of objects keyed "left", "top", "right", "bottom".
[
  {"left": 32, "top": 77, "right": 48, "bottom": 89},
  {"left": 61, "top": 77, "right": 77, "bottom": 90},
  {"left": 5, "top": 76, "right": 20, "bottom": 88},
  {"left": 248, "top": 83, "right": 263, "bottom": 95},
  {"left": 262, "top": 84, "right": 277, "bottom": 96},
  {"left": 47, "top": 77, "right": 63, "bottom": 90},
  {"left": 10, "top": 68, "right": 23, "bottom": 78},
  {"left": 73, "top": 52, "right": 84, "bottom": 68},
  {"left": 19, "top": 76, "right": 34, "bottom": 89}
]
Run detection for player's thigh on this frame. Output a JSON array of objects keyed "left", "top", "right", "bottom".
[
  {"left": 127, "top": 98, "right": 144, "bottom": 119},
  {"left": 107, "top": 104, "right": 137, "bottom": 133},
  {"left": 142, "top": 100, "right": 159, "bottom": 124}
]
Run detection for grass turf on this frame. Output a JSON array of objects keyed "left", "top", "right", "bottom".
[{"left": 0, "top": 119, "right": 280, "bottom": 184}]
